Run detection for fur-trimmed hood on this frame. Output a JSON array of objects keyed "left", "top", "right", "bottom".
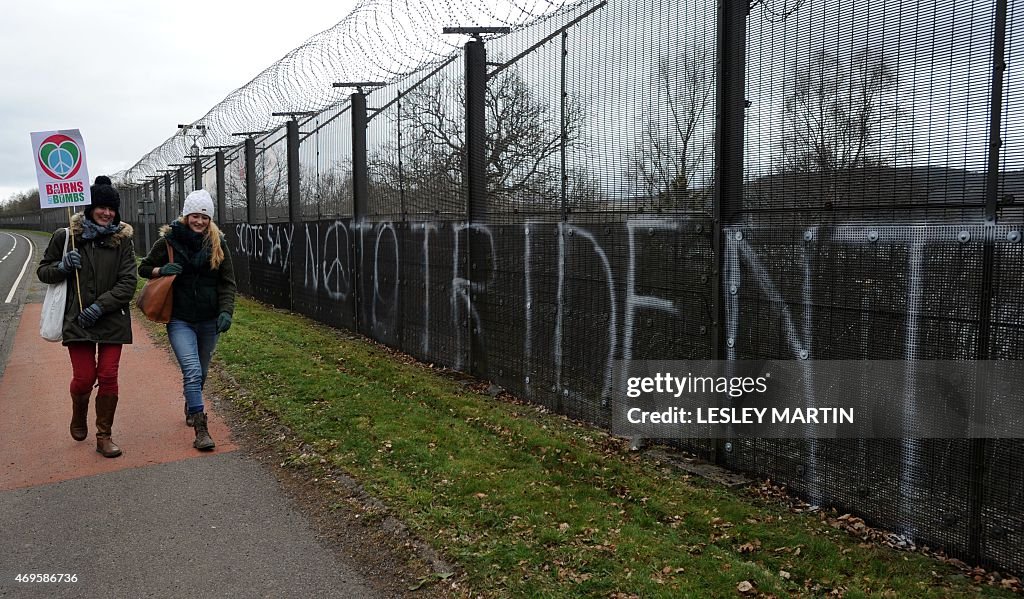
[
  {"left": 70, "top": 212, "right": 134, "bottom": 245},
  {"left": 158, "top": 222, "right": 223, "bottom": 245}
]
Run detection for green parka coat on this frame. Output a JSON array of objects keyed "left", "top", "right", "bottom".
[{"left": 36, "top": 213, "right": 137, "bottom": 346}]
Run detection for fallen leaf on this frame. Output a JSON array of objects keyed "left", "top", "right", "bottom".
[
  {"left": 407, "top": 572, "right": 452, "bottom": 591},
  {"left": 737, "top": 580, "right": 755, "bottom": 593}
]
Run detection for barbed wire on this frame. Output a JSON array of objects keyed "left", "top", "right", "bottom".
[
  {"left": 750, "top": 0, "right": 808, "bottom": 23},
  {"left": 114, "top": 0, "right": 589, "bottom": 185}
]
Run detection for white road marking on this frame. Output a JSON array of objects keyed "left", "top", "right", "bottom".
[{"left": 4, "top": 233, "right": 35, "bottom": 303}]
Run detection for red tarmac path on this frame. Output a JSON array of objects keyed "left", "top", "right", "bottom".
[{"left": 0, "top": 303, "right": 236, "bottom": 491}]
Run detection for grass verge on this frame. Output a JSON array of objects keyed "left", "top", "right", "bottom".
[{"left": 210, "top": 297, "right": 1018, "bottom": 598}]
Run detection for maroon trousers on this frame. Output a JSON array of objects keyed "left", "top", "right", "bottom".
[{"left": 67, "top": 342, "right": 122, "bottom": 396}]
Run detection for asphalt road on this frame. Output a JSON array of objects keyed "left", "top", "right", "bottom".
[
  {"left": 0, "top": 230, "right": 38, "bottom": 306},
  {"left": 0, "top": 230, "right": 45, "bottom": 378}
]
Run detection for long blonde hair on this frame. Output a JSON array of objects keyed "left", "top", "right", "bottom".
[{"left": 176, "top": 216, "right": 225, "bottom": 269}]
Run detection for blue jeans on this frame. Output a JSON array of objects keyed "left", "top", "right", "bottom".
[{"left": 167, "top": 318, "right": 219, "bottom": 414}]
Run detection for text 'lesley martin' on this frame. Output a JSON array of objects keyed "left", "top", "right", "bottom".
[{"left": 624, "top": 407, "right": 855, "bottom": 425}]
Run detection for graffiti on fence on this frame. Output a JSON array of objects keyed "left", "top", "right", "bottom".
[
  {"left": 228, "top": 216, "right": 710, "bottom": 392},
  {"left": 235, "top": 223, "right": 295, "bottom": 272}
]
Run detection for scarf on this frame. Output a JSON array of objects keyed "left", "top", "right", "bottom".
[
  {"left": 169, "top": 221, "right": 211, "bottom": 269},
  {"left": 81, "top": 217, "right": 121, "bottom": 240}
]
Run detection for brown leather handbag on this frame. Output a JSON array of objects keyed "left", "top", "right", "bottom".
[{"left": 136, "top": 244, "right": 176, "bottom": 323}]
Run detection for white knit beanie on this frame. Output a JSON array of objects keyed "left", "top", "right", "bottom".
[{"left": 181, "top": 189, "right": 215, "bottom": 218}]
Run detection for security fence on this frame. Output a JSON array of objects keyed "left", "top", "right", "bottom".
[{"left": 4, "top": 0, "right": 1020, "bottom": 575}]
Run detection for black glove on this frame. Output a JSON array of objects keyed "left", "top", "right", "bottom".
[
  {"left": 159, "top": 262, "right": 183, "bottom": 276},
  {"left": 57, "top": 250, "right": 82, "bottom": 274},
  {"left": 77, "top": 303, "right": 103, "bottom": 328},
  {"left": 217, "top": 311, "right": 232, "bottom": 333}
]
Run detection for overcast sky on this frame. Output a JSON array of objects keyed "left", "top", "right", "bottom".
[{"left": 0, "top": 0, "right": 359, "bottom": 203}]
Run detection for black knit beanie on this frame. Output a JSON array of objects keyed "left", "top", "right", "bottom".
[{"left": 87, "top": 175, "right": 121, "bottom": 225}]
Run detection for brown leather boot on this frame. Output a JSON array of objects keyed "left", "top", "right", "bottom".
[
  {"left": 192, "top": 412, "right": 215, "bottom": 451},
  {"left": 94, "top": 395, "right": 122, "bottom": 458},
  {"left": 70, "top": 392, "right": 90, "bottom": 441}
]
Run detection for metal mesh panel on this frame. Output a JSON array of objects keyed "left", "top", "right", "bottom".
[
  {"left": 366, "top": 80, "right": 405, "bottom": 221},
  {"left": 120, "top": 184, "right": 135, "bottom": 228},
  {"left": 999, "top": 0, "right": 1024, "bottom": 219},
  {"left": 991, "top": 227, "right": 1024, "bottom": 358},
  {"left": 391, "top": 221, "right": 470, "bottom": 369},
  {"left": 223, "top": 225, "right": 250, "bottom": 296},
  {"left": 573, "top": 0, "right": 717, "bottom": 222},
  {"left": 725, "top": 439, "right": 975, "bottom": 561},
  {"left": 256, "top": 131, "right": 290, "bottom": 223},
  {"left": 366, "top": 61, "right": 468, "bottom": 221},
  {"left": 152, "top": 179, "right": 163, "bottom": 226},
  {"left": 223, "top": 150, "right": 246, "bottom": 223},
  {"left": 182, "top": 171, "right": 194, "bottom": 208},
  {"left": 230, "top": 222, "right": 292, "bottom": 308},
  {"left": 482, "top": 21, "right": 565, "bottom": 221},
  {"left": 982, "top": 439, "right": 1024, "bottom": 574},
  {"left": 724, "top": 225, "right": 985, "bottom": 361},
  {"left": 397, "top": 223, "right": 434, "bottom": 362},
  {"left": 466, "top": 224, "right": 532, "bottom": 394},
  {"left": 299, "top": 105, "right": 353, "bottom": 220},
  {"left": 358, "top": 222, "right": 402, "bottom": 346},
  {"left": 985, "top": 226, "right": 1024, "bottom": 571},
  {"left": 202, "top": 160, "right": 217, "bottom": 198},
  {"left": 290, "top": 219, "right": 357, "bottom": 329},
  {"left": 744, "top": 0, "right": 999, "bottom": 224},
  {"left": 165, "top": 174, "right": 177, "bottom": 224}
]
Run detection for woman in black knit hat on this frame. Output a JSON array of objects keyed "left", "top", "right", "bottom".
[{"left": 36, "top": 175, "right": 138, "bottom": 458}]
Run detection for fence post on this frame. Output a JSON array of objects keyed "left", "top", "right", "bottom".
[
  {"left": 150, "top": 177, "right": 160, "bottom": 231},
  {"left": 350, "top": 89, "right": 370, "bottom": 334},
  {"left": 969, "top": 0, "right": 1008, "bottom": 566},
  {"left": 215, "top": 151, "right": 226, "bottom": 221},
  {"left": 176, "top": 169, "right": 185, "bottom": 216},
  {"left": 245, "top": 137, "right": 257, "bottom": 224},
  {"left": 465, "top": 37, "right": 488, "bottom": 377},
  {"left": 141, "top": 182, "right": 151, "bottom": 251},
  {"left": 712, "top": 0, "right": 747, "bottom": 464},
  {"left": 192, "top": 157, "right": 202, "bottom": 191},
  {"left": 352, "top": 92, "right": 369, "bottom": 220},
  {"left": 287, "top": 119, "right": 301, "bottom": 223},
  {"left": 560, "top": 30, "right": 569, "bottom": 220},
  {"left": 164, "top": 173, "right": 173, "bottom": 224},
  {"left": 465, "top": 39, "right": 487, "bottom": 223}
]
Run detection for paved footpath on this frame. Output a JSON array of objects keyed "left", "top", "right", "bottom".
[{"left": 0, "top": 303, "right": 382, "bottom": 598}]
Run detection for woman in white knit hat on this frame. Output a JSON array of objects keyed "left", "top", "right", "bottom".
[{"left": 138, "top": 189, "right": 236, "bottom": 451}]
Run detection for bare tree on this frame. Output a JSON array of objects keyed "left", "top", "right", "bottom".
[
  {"left": 221, "top": 156, "right": 249, "bottom": 220},
  {"left": 782, "top": 48, "right": 906, "bottom": 173},
  {"left": 256, "top": 144, "right": 289, "bottom": 221},
  {"left": 369, "top": 65, "right": 595, "bottom": 214},
  {"left": 627, "top": 50, "right": 713, "bottom": 211},
  {"left": 218, "top": 145, "right": 288, "bottom": 222},
  {"left": 300, "top": 162, "right": 353, "bottom": 219}
]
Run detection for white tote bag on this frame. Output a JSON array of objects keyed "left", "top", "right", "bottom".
[{"left": 39, "top": 228, "right": 70, "bottom": 342}]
